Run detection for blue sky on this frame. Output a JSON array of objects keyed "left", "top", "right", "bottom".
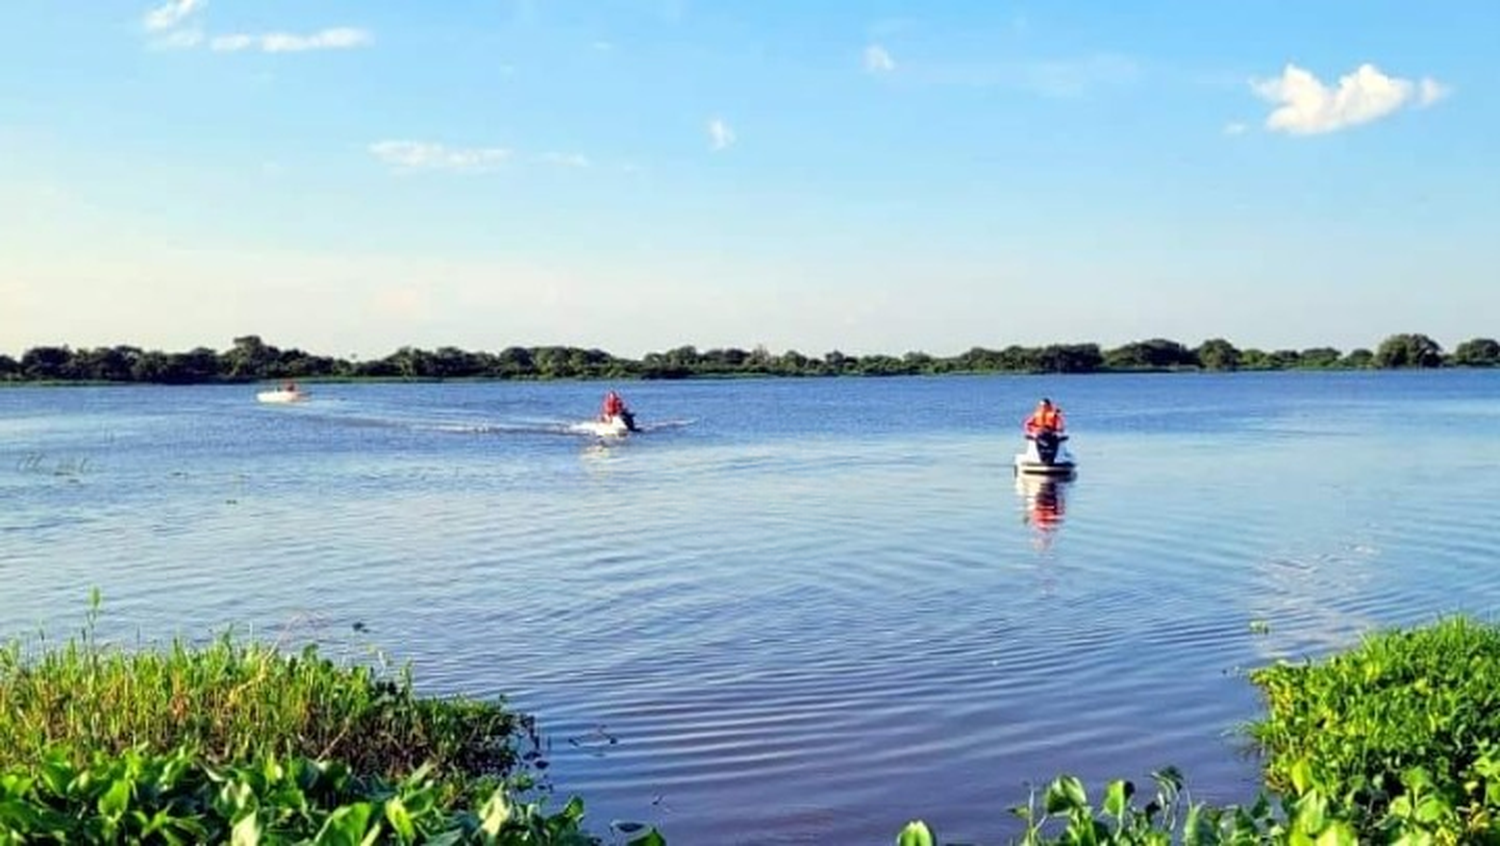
[{"left": 2, "top": 1, "right": 1496, "bottom": 358}]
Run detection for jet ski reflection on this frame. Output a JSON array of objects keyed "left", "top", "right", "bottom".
[{"left": 1017, "top": 473, "right": 1072, "bottom": 547}]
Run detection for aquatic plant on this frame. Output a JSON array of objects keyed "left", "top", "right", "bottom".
[
  {"left": 0, "top": 743, "right": 623, "bottom": 844},
  {"left": 0, "top": 596, "right": 537, "bottom": 787},
  {"left": 0, "top": 599, "right": 666, "bottom": 843},
  {"left": 1249, "top": 615, "right": 1500, "bottom": 839}
]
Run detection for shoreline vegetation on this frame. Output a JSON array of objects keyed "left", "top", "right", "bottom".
[
  {"left": 1, "top": 332, "right": 1496, "bottom": 385},
  {"left": 7, "top": 603, "right": 1500, "bottom": 842},
  {"left": 0, "top": 596, "right": 662, "bottom": 844}
]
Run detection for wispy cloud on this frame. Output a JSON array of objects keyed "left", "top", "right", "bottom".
[
  {"left": 904, "top": 53, "right": 1140, "bottom": 98},
  {"left": 151, "top": 28, "right": 204, "bottom": 50},
  {"left": 139, "top": 1, "right": 370, "bottom": 54},
  {"left": 706, "top": 117, "right": 736, "bottom": 151},
  {"left": 1419, "top": 78, "right": 1451, "bottom": 106},
  {"left": 538, "top": 152, "right": 591, "bottom": 168},
  {"left": 1019, "top": 54, "right": 1139, "bottom": 97},
  {"left": 143, "top": 0, "right": 204, "bottom": 32},
  {"left": 212, "top": 28, "right": 372, "bottom": 53},
  {"left": 1250, "top": 63, "right": 1449, "bottom": 135},
  {"left": 369, "top": 141, "right": 512, "bottom": 173},
  {"left": 863, "top": 44, "right": 895, "bottom": 74}
]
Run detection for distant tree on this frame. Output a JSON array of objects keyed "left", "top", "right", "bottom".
[
  {"left": 1451, "top": 337, "right": 1500, "bottom": 367},
  {"left": 1375, "top": 333, "right": 1444, "bottom": 368},
  {"left": 954, "top": 347, "right": 1000, "bottom": 372},
  {"left": 131, "top": 350, "right": 171, "bottom": 382},
  {"left": 701, "top": 348, "right": 749, "bottom": 372},
  {"left": 1194, "top": 338, "right": 1241, "bottom": 371},
  {"left": 0, "top": 354, "right": 17, "bottom": 380},
  {"left": 20, "top": 346, "right": 75, "bottom": 380},
  {"left": 746, "top": 345, "right": 773, "bottom": 372},
  {"left": 855, "top": 354, "right": 909, "bottom": 376},
  {"left": 902, "top": 351, "right": 936, "bottom": 374},
  {"left": 775, "top": 350, "right": 809, "bottom": 375},
  {"left": 1264, "top": 349, "right": 1301, "bottom": 370},
  {"left": 163, "top": 347, "right": 221, "bottom": 384},
  {"left": 1298, "top": 347, "right": 1342, "bottom": 369},
  {"left": 65, "top": 346, "right": 134, "bottom": 381},
  {"left": 355, "top": 357, "right": 400, "bottom": 378},
  {"left": 1104, "top": 338, "right": 1196, "bottom": 370},
  {"left": 222, "top": 335, "right": 280, "bottom": 380},
  {"left": 823, "top": 350, "right": 853, "bottom": 374},
  {"left": 1236, "top": 348, "right": 1268, "bottom": 370},
  {"left": 1341, "top": 348, "right": 1375, "bottom": 369},
  {"left": 1036, "top": 343, "right": 1103, "bottom": 373},
  {"left": 997, "top": 345, "right": 1042, "bottom": 372}
]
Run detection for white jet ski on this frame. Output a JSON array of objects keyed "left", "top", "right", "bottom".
[
  {"left": 1014, "top": 430, "right": 1076, "bottom": 477},
  {"left": 256, "top": 387, "right": 307, "bottom": 404},
  {"left": 583, "top": 410, "right": 640, "bottom": 438}
]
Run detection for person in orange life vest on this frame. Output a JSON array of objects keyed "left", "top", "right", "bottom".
[
  {"left": 1023, "top": 398, "right": 1065, "bottom": 438},
  {"left": 600, "top": 390, "right": 627, "bottom": 420}
]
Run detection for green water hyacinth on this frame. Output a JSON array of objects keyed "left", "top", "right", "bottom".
[
  {"left": 0, "top": 743, "right": 646, "bottom": 844},
  {"left": 1249, "top": 615, "right": 1500, "bottom": 839}
]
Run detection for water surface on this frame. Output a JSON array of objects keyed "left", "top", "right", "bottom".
[{"left": 4, "top": 372, "right": 1499, "bottom": 844}]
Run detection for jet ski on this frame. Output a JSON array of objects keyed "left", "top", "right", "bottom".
[
  {"left": 1014, "top": 430, "right": 1076, "bottom": 477},
  {"left": 590, "top": 410, "right": 640, "bottom": 438},
  {"left": 256, "top": 387, "right": 307, "bottom": 404}
]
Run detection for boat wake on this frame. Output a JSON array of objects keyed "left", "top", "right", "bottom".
[{"left": 251, "top": 399, "right": 694, "bottom": 441}]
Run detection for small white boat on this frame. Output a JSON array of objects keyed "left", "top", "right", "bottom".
[
  {"left": 256, "top": 388, "right": 307, "bottom": 404},
  {"left": 1014, "top": 431, "right": 1076, "bottom": 477}
]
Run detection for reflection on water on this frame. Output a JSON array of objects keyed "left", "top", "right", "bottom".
[{"left": 1017, "top": 473, "right": 1072, "bottom": 546}]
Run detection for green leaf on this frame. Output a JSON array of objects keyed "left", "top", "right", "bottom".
[
  {"left": 313, "top": 803, "right": 373, "bottom": 846},
  {"left": 1290, "top": 759, "right": 1314, "bottom": 795},
  {"left": 1044, "top": 776, "right": 1088, "bottom": 813},
  {"left": 1103, "top": 780, "right": 1132, "bottom": 819},
  {"left": 627, "top": 829, "right": 668, "bottom": 846},
  {"left": 1316, "top": 821, "right": 1358, "bottom": 846},
  {"left": 97, "top": 776, "right": 131, "bottom": 818},
  {"left": 478, "top": 787, "right": 509, "bottom": 838},
  {"left": 384, "top": 796, "right": 415, "bottom": 843},
  {"left": 231, "top": 812, "right": 262, "bottom": 846},
  {"left": 896, "top": 820, "right": 935, "bottom": 846}
]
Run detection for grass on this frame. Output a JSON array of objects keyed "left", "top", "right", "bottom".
[{"left": 0, "top": 597, "right": 536, "bottom": 786}]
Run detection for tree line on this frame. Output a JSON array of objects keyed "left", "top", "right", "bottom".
[{"left": 1, "top": 332, "right": 1497, "bottom": 384}]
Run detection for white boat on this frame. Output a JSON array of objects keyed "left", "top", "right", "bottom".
[
  {"left": 1014, "top": 431, "right": 1076, "bottom": 477},
  {"left": 256, "top": 388, "right": 307, "bottom": 404}
]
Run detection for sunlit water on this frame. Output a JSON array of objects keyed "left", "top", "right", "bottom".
[{"left": 3, "top": 372, "right": 1499, "bottom": 844}]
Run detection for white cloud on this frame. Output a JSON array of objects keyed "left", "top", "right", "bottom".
[
  {"left": 209, "top": 34, "right": 253, "bottom": 52},
  {"left": 1251, "top": 63, "right": 1448, "bottom": 135},
  {"left": 538, "top": 152, "right": 591, "bottom": 168},
  {"left": 212, "top": 28, "right": 372, "bottom": 53},
  {"left": 707, "top": 117, "right": 735, "bottom": 151},
  {"left": 1419, "top": 78, "right": 1450, "bottom": 106},
  {"left": 863, "top": 44, "right": 895, "bottom": 74},
  {"left": 143, "top": 0, "right": 204, "bottom": 32},
  {"left": 151, "top": 28, "right": 205, "bottom": 50},
  {"left": 369, "top": 141, "right": 512, "bottom": 172}
]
